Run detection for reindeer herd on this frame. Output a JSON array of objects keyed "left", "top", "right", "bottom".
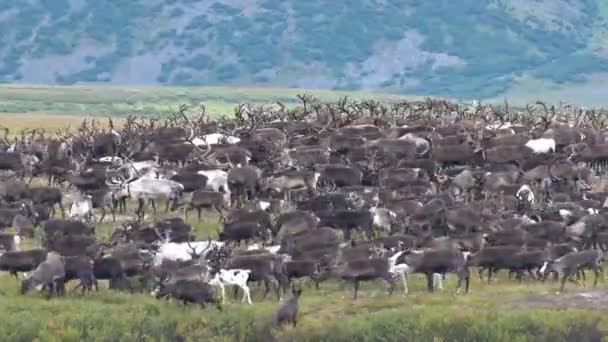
[{"left": 1, "top": 97, "right": 608, "bottom": 320}]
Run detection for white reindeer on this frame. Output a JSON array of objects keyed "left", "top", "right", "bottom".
[
  {"left": 208, "top": 269, "right": 252, "bottom": 304},
  {"left": 515, "top": 184, "right": 535, "bottom": 205},
  {"left": 247, "top": 244, "right": 281, "bottom": 254},
  {"left": 525, "top": 138, "right": 556, "bottom": 154},
  {"left": 389, "top": 250, "right": 444, "bottom": 294},
  {"left": 191, "top": 133, "right": 241, "bottom": 146},
  {"left": 152, "top": 238, "right": 224, "bottom": 266},
  {"left": 198, "top": 169, "right": 231, "bottom": 205},
  {"left": 121, "top": 177, "right": 184, "bottom": 218},
  {"left": 68, "top": 193, "right": 95, "bottom": 223},
  {"left": 98, "top": 156, "right": 124, "bottom": 165},
  {"left": 370, "top": 207, "right": 397, "bottom": 232}
]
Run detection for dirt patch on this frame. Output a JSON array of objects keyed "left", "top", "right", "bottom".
[{"left": 512, "top": 291, "right": 608, "bottom": 310}]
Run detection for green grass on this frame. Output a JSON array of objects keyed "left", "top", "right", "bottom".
[
  {"left": 1, "top": 92, "right": 607, "bottom": 340},
  {"left": 0, "top": 84, "right": 422, "bottom": 117},
  {"left": 2, "top": 202, "right": 608, "bottom": 341}
]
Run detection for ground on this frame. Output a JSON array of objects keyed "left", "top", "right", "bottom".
[
  {"left": 0, "top": 88, "right": 606, "bottom": 340},
  {"left": 2, "top": 203, "right": 608, "bottom": 341},
  {"left": 513, "top": 290, "right": 608, "bottom": 310},
  {"left": 0, "top": 84, "right": 416, "bottom": 118}
]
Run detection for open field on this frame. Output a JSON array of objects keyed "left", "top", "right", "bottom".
[
  {"left": 2, "top": 210, "right": 608, "bottom": 341},
  {"left": 1, "top": 92, "right": 608, "bottom": 341},
  {"left": 0, "top": 84, "right": 424, "bottom": 118},
  {"left": 0, "top": 114, "right": 118, "bottom": 135}
]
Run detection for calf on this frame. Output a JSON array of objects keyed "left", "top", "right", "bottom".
[
  {"left": 273, "top": 287, "right": 302, "bottom": 328},
  {"left": 222, "top": 254, "right": 288, "bottom": 301},
  {"left": 389, "top": 250, "right": 444, "bottom": 294},
  {"left": 208, "top": 269, "right": 252, "bottom": 304}
]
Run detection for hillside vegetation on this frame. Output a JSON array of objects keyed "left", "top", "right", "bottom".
[{"left": 2, "top": 1, "right": 608, "bottom": 101}]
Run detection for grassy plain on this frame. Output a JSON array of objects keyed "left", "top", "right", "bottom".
[
  {"left": 2, "top": 211, "right": 608, "bottom": 341},
  {"left": 0, "top": 87, "right": 606, "bottom": 341},
  {"left": 0, "top": 84, "right": 420, "bottom": 118}
]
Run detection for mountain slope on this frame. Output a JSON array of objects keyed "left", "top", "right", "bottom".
[{"left": 2, "top": 0, "right": 608, "bottom": 99}]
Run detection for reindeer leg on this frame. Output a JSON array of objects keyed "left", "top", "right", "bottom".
[
  {"left": 433, "top": 273, "right": 444, "bottom": 290},
  {"left": 487, "top": 267, "right": 494, "bottom": 284},
  {"left": 213, "top": 205, "right": 223, "bottom": 221},
  {"left": 516, "top": 270, "right": 524, "bottom": 283},
  {"left": 384, "top": 273, "right": 394, "bottom": 296},
  {"left": 243, "top": 284, "right": 252, "bottom": 304},
  {"left": 457, "top": 268, "right": 470, "bottom": 294},
  {"left": 232, "top": 285, "right": 239, "bottom": 300},
  {"left": 271, "top": 276, "right": 281, "bottom": 301},
  {"left": 184, "top": 206, "right": 191, "bottom": 221},
  {"left": 98, "top": 208, "right": 106, "bottom": 224},
  {"left": 401, "top": 272, "right": 409, "bottom": 295},
  {"left": 135, "top": 199, "right": 143, "bottom": 220},
  {"left": 426, "top": 273, "right": 434, "bottom": 292},
  {"left": 560, "top": 272, "right": 569, "bottom": 292},
  {"left": 261, "top": 279, "right": 270, "bottom": 300},
  {"left": 353, "top": 279, "right": 360, "bottom": 300},
  {"left": 150, "top": 199, "right": 157, "bottom": 216},
  {"left": 220, "top": 283, "right": 226, "bottom": 305}
]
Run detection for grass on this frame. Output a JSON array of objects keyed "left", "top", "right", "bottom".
[
  {"left": 0, "top": 84, "right": 422, "bottom": 118},
  {"left": 0, "top": 114, "right": 118, "bottom": 135},
  {"left": 497, "top": 73, "right": 608, "bottom": 107},
  {"left": 1, "top": 90, "right": 607, "bottom": 340},
  {"left": 2, "top": 202, "right": 608, "bottom": 341}
]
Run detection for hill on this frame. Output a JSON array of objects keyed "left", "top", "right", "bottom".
[{"left": 2, "top": 1, "right": 608, "bottom": 101}]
